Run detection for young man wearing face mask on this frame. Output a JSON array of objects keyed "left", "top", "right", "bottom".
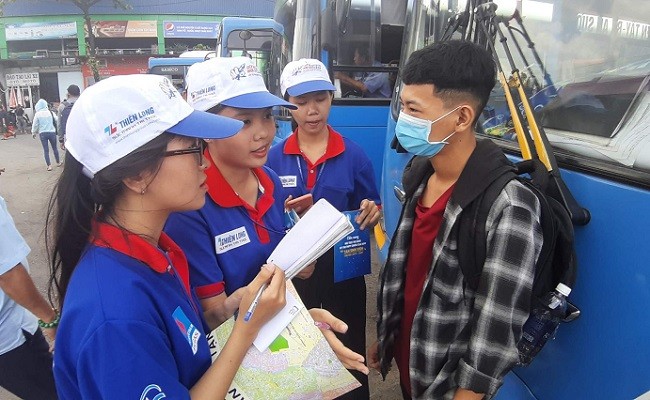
[{"left": 369, "top": 40, "right": 543, "bottom": 400}]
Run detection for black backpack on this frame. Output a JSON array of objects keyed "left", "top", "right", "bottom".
[{"left": 457, "top": 158, "right": 580, "bottom": 364}]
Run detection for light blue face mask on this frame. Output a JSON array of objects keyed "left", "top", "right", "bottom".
[{"left": 395, "top": 106, "right": 461, "bottom": 157}]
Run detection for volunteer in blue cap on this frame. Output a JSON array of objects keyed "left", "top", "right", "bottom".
[{"left": 46, "top": 74, "right": 287, "bottom": 399}]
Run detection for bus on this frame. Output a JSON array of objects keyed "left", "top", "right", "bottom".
[{"left": 276, "top": 0, "right": 649, "bottom": 398}]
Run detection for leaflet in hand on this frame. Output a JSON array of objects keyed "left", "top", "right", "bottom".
[
  {"left": 267, "top": 198, "right": 354, "bottom": 279},
  {"left": 334, "top": 210, "right": 371, "bottom": 282}
]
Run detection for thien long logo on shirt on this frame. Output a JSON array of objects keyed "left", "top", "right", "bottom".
[
  {"left": 172, "top": 306, "right": 200, "bottom": 355},
  {"left": 215, "top": 226, "right": 251, "bottom": 254},
  {"left": 279, "top": 175, "right": 298, "bottom": 188}
]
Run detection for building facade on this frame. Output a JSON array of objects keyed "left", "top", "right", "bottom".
[{"left": 0, "top": 0, "right": 273, "bottom": 117}]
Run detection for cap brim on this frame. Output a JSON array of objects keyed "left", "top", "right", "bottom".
[
  {"left": 286, "top": 81, "right": 336, "bottom": 97},
  {"left": 167, "top": 109, "right": 243, "bottom": 140},
  {"left": 221, "top": 91, "right": 297, "bottom": 110}
]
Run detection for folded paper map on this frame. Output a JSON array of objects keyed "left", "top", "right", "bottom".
[{"left": 207, "top": 285, "right": 360, "bottom": 400}]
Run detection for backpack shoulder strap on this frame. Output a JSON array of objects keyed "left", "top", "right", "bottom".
[{"left": 458, "top": 170, "right": 517, "bottom": 291}]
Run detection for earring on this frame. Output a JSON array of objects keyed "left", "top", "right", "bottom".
[{"left": 141, "top": 187, "right": 146, "bottom": 195}]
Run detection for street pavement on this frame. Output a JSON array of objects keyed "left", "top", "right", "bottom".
[{"left": 0, "top": 132, "right": 401, "bottom": 399}]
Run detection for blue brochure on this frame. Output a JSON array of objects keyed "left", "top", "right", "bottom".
[{"left": 334, "top": 210, "right": 371, "bottom": 283}]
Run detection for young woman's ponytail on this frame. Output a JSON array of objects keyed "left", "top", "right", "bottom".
[
  {"left": 46, "top": 133, "right": 174, "bottom": 307},
  {"left": 46, "top": 151, "right": 95, "bottom": 307}
]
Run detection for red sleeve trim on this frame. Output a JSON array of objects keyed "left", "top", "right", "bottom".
[{"left": 195, "top": 282, "right": 225, "bottom": 299}]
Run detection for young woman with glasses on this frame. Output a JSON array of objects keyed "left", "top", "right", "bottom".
[{"left": 45, "top": 74, "right": 288, "bottom": 399}]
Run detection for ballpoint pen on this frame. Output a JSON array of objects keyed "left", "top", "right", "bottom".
[{"left": 243, "top": 282, "right": 267, "bottom": 322}]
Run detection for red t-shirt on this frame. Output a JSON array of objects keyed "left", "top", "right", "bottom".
[{"left": 394, "top": 185, "right": 454, "bottom": 395}]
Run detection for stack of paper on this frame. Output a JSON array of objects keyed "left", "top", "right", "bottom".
[{"left": 267, "top": 198, "right": 354, "bottom": 279}]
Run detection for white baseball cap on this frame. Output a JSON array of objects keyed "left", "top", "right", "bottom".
[
  {"left": 65, "top": 74, "right": 244, "bottom": 177},
  {"left": 280, "top": 58, "right": 336, "bottom": 97},
  {"left": 185, "top": 57, "right": 296, "bottom": 111}
]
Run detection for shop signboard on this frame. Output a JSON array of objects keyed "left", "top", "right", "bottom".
[
  {"left": 5, "top": 72, "right": 40, "bottom": 86},
  {"left": 163, "top": 21, "right": 220, "bottom": 38},
  {"left": 90, "top": 21, "right": 157, "bottom": 38},
  {"left": 5, "top": 21, "right": 77, "bottom": 41}
]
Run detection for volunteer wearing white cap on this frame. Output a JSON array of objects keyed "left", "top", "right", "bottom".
[
  {"left": 163, "top": 57, "right": 302, "bottom": 327},
  {"left": 46, "top": 74, "right": 288, "bottom": 400},
  {"left": 166, "top": 57, "right": 370, "bottom": 376},
  {"left": 266, "top": 58, "right": 381, "bottom": 400}
]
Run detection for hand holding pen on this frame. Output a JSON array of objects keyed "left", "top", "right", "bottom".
[{"left": 237, "top": 264, "right": 286, "bottom": 329}]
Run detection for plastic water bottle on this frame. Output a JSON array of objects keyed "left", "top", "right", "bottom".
[{"left": 517, "top": 283, "right": 571, "bottom": 365}]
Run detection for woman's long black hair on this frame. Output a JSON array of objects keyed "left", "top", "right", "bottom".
[{"left": 45, "top": 133, "right": 176, "bottom": 308}]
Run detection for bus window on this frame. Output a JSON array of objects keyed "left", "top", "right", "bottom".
[
  {"left": 324, "top": 0, "right": 404, "bottom": 100},
  {"left": 475, "top": 0, "right": 650, "bottom": 178}
]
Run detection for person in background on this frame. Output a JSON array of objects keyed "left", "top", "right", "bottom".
[
  {"left": 370, "top": 40, "right": 542, "bottom": 400},
  {"left": 0, "top": 105, "right": 14, "bottom": 140},
  {"left": 58, "top": 85, "right": 80, "bottom": 150},
  {"left": 31, "top": 99, "right": 61, "bottom": 171},
  {"left": 335, "top": 47, "right": 391, "bottom": 98},
  {"left": 267, "top": 58, "right": 381, "bottom": 399},
  {"left": 0, "top": 166, "right": 58, "bottom": 400},
  {"left": 14, "top": 105, "right": 28, "bottom": 135}
]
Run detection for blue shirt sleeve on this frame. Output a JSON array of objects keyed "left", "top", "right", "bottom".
[
  {"left": 363, "top": 71, "right": 388, "bottom": 94},
  {"left": 75, "top": 320, "right": 192, "bottom": 399},
  {"left": 165, "top": 211, "right": 225, "bottom": 299}
]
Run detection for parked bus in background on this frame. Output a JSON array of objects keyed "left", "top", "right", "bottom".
[
  {"left": 376, "top": 0, "right": 650, "bottom": 399},
  {"left": 148, "top": 17, "right": 294, "bottom": 140}
]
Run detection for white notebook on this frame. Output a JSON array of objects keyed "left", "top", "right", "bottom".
[
  {"left": 267, "top": 198, "right": 354, "bottom": 279},
  {"left": 252, "top": 199, "right": 354, "bottom": 350}
]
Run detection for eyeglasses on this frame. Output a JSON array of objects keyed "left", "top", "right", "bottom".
[{"left": 163, "top": 140, "right": 205, "bottom": 165}]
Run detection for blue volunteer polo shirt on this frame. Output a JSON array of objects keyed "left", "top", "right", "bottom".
[
  {"left": 267, "top": 127, "right": 381, "bottom": 212},
  {"left": 54, "top": 221, "right": 211, "bottom": 400},
  {"left": 165, "top": 155, "right": 287, "bottom": 298}
]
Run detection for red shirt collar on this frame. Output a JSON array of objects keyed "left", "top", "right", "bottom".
[
  {"left": 90, "top": 219, "right": 191, "bottom": 295},
  {"left": 283, "top": 126, "right": 345, "bottom": 167},
  {"left": 204, "top": 150, "right": 275, "bottom": 217}
]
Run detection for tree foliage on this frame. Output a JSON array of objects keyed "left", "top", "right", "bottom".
[{"left": 64, "top": 0, "right": 133, "bottom": 83}]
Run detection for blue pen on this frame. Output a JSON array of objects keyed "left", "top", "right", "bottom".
[{"left": 243, "top": 282, "right": 267, "bottom": 322}]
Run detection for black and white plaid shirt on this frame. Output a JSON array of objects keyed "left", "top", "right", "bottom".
[{"left": 377, "top": 141, "right": 543, "bottom": 399}]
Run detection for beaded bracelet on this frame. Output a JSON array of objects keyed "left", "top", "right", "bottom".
[{"left": 38, "top": 309, "right": 60, "bottom": 329}]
